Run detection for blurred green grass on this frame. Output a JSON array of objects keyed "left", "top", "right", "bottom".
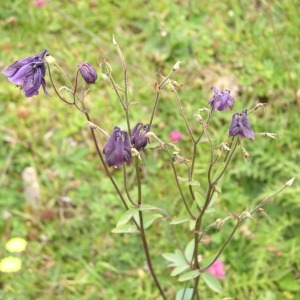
[{"left": 0, "top": 0, "right": 299, "bottom": 299}]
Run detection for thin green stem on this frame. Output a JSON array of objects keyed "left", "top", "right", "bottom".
[
  {"left": 122, "top": 165, "right": 137, "bottom": 206},
  {"left": 135, "top": 157, "right": 142, "bottom": 205},
  {"left": 46, "top": 63, "right": 73, "bottom": 105},
  {"left": 149, "top": 65, "right": 179, "bottom": 127},
  {"left": 165, "top": 148, "right": 194, "bottom": 218},
  {"left": 134, "top": 156, "right": 167, "bottom": 299},
  {"left": 107, "top": 74, "right": 126, "bottom": 110},
  {"left": 149, "top": 92, "right": 160, "bottom": 127},
  {"left": 83, "top": 109, "right": 129, "bottom": 210},
  {"left": 191, "top": 138, "right": 238, "bottom": 299},
  {"left": 113, "top": 38, "right": 132, "bottom": 135},
  {"left": 172, "top": 88, "right": 195, "bottom": 142},
  {"left": 200, "top": 180, "right": 291, "bottom": 273},
  {"left": 138, "top": 210, "right": 167, "bottom": 300}
]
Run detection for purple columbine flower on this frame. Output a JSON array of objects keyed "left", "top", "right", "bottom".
[
  {"left": 103, "top": 126, "right": 132, "bottom": 167},
  {"left": 131, "top": 122, "right": 150, "bottom": 151},
  {"left": 2, "top": 50, "right": 49, "bottom": 97},
  {"left": 229, "top": 109, "right": 254, "bottom": 139},
  {"left": 78, "top": 62, "right": 97, "bottom": 84},
  {"left": 209, "top": 86, "right": 235, "bottom": 111}
]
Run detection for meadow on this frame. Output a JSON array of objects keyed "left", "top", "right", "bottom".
[{"left": 0, "top": 0, "right": 299, "bottom": 299}]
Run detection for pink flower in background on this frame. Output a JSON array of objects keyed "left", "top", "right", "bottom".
[
  {"left": 32, "top": 0, "right": 46, "bottom": 8},
  {"left": 169, "top": 130, "right": 182, "bottom": 142},
  {"left": 207, "top": 259, "right": 226, "bottom": 279}
]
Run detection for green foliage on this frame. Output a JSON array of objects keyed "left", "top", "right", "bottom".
[{"left": 1, "top": 0, "right": 300, "bottom": 299}]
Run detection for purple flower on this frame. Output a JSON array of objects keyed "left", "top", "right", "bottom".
[
  {"left": 209, "top": 86, "right": 235, "bottom": 111},
  {"left": 169, "top": 130, "right": 182, "bottom": 142},
  {"left": 2, "top": 50, "right": 49, "bottom": 97},
  {"left": 78, "top": 62, "right": 97, "bottom": 84},
  {"left": 103, "top": 126, "right": 132, "bottom": 167},
  {"left": 207, "top": 259, "right": 226, "bottom": 280},
  {"left": 229, "top": 109, "right": 254, "bottom": 139},
  {"left": 131, "top": 123, "right": 150, "bottom": 151}
]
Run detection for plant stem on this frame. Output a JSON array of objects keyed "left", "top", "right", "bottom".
[
  {"left": 83, "top": 110, "right": 129, "bottom": 210},
  {"left": 134, "top": 157, "right": 167, "bottom": 299},
  {"left": 149, "top": 92, "right": 160, "bottom": 127},
  {"left": 138, "top": 210, "right": 167, "bottom": 300}
]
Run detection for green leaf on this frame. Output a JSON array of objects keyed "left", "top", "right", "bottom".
[
  {"left": 208, "top": 192, "right": 219, "bottom": 208},
  {"left": 177, "top": 177, "right": 200, "bottom": 186},
  {"left": 194, "top": 193, "right": 204, "bottom": 209},
  {"left": 278, "top": 273, "right": 299, "bottom": 292},
  {"left": 175, "top": 288, "right": 194, "bottom": 300},
  {"left": 170, "top": 216, "right": 193, "bottom": 225},
  {"left": 170, "top": 264, "right": 190, "bottom": 277},
  {"left": 201, "top": 272, "right": 222, "bottom": 293},
  {"left": 184, "top": 239, "right": 195, "bottom": 263},
  {"left": 178, "top": 270, "right": 201, "bottom": 282},
  {"left": 200, "top": 256, "right": 215, "bottom": 269},
  {"left": 187, "top": 180, "right": 201, "bottom": 186},
  {"left": 177, "top": 177, "right": 190, "bottom": 182},
  {"left": 143, "top": 213, "right": 162, "bottom": 229},
  {"left": 145, "top": 142, "right": 161, "bottom": 149},
  {"left": 189, "top": 219, "right": 196, "bottom": 231},
  {"left": 111, "top": 224, "right": 139, "bottom": 234},
  {"left": 162, "top": 250, "right": 186, "bottom": 266},
  {"left": 116, "top": 208, "right": 138, "bottom": 227},
  {"left": 138, "top": 204, "right": 160, "bottom": 211}
]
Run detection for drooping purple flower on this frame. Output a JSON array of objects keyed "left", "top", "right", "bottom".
[
  {"left": 2, "top": 50, "right": 49, "bottom": 97},
  {"left": 131, "top": 123, "right": 150, "bottom": 151},
  {"left": 78, "top": 62, "right": 97, "bottom": 84},
  {"left": 229, "top": 109, "right": 254, "bottom": 139},
  {"left": 103, "top": 126, "right": 132, "bottom": 167},
  {"left": 209, "top": 86, "right": 235, "bottom": 111}
]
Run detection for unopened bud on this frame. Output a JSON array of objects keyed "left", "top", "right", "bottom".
[
  {"left": 285, "top": 178, "right": 295, "bottom": 187},
  {"left": 112, "top": 34, "right": 118, "bottom": 46},
  {"left": 172, "top": 61, "right": 181, "bottom": 71},
  {"left": 100, "top": 59, "right": 112, "bottom": 75},
  {"left": 215, "top": 219, "right": 224, "bottom": 231},
  {"left": 78, "top": 62, "right": 98, "bottom": 84},
  {"left": 44, "top": 55, "right": 56, "bottom": 65}
]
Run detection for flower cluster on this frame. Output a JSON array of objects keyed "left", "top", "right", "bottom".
[
  {"left": 208, "top": 86, "right": 254, "bottom": 139},
  {"left": 103, "top": 126, "right": 132, "bottom": 167},
  {"left": 103, "top": 123, "right": 150, "bottom": 167},
  {"left": 2, "top": 50, "right": 49, "bottom": 97}
]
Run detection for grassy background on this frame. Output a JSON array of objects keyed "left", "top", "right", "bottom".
[{"left": 0, "top": 0, "right": 299, "bottom": 299}]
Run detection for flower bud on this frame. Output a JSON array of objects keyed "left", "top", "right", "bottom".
[
  {"left": 285, "top": 178, "right": 295, "bottom": 187},
  {"left": 172, "top": 61, "right": 181, "bottom": 71},
  {"left": 44, "top": 55, "right": 56, "bottom": 65},
  {"left": 78, "top": 62, "right": 98, "bottom": 84},
  {"left": 100, "top": 59, "right": 112, "bottom": 75}
]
